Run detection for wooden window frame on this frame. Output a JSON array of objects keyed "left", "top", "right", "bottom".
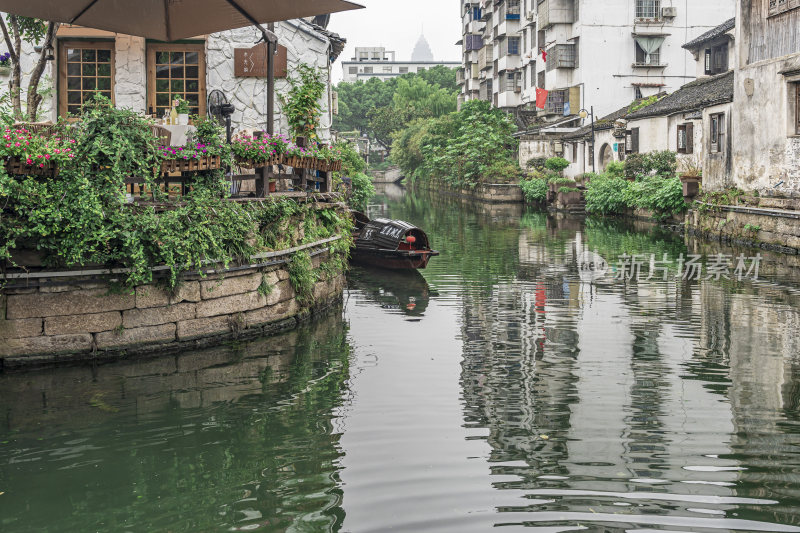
[
  {"left": 677, "top": 123, "right": 694, "bottom": 154},
  {"left": 626, "top": 128, "right": 640, "bottom": 153},
  {"left": 58, "top": 39, "right": 116, "bottom": 119},
  {"left": 795, "top": 83, "right": 800, "bottom": 136},
  {"left": 146, "top": 42, "right": 206, "bottom": 118},
  {"left": 710, "top": 113, "right": 725, "bottom": 153},
  {"left": 769, "top": 0, "right": 800, "bottom": 17}
]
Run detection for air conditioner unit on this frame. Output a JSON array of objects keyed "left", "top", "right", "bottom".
[
  {"left": 661, "top": 6, "right": 677, "bottom": 17},
  {"left": 526, "top": 11, "right": 535, "bottom": 22}
]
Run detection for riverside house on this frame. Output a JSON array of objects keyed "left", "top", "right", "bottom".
[{"left": 2, "top": 16, "right": 345, "bottom": 140}]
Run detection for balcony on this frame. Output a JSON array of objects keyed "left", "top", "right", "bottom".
[
  {"left": 545, "top": 44, "right": 577, "bottom": 71},
  {"left": 538, "top": 0, "right": 577, "bottom": 28},
  {"left": 456, "top": 68, "right": 466, "bottom": 85},
  {"left": 478, "top": 45, "right": 494, "bottom": 71},
  {"left": 465, "top": 34, "right": 484, "bottom": 52}
]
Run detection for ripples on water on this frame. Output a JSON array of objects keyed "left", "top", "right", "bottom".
[{"left": 3, "top": 188, "right": 800, "bottom": 532}]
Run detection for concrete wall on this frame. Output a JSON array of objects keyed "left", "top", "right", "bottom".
[
  {"left": 413, "top": 180, "right": 523, "bottom": 204},
  {"left": 0, "top": 256, "right": 345, "bottom": 368}
]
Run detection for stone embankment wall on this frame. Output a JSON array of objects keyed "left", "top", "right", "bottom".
[
  {"left": 412, "top": 180, "right": 523, "bottom": 203},
  {"left": 0, "top": 253, "right": 344, "bottom": 369}
]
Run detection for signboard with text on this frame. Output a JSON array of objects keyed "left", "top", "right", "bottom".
[{"left": 234, "top": 43, "right": 287, "bottom": 78}]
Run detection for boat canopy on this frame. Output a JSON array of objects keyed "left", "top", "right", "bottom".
[{"left": 356, "top": 218, "right": 430, "bottom": 251}]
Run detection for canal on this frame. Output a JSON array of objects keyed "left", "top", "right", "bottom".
[{"left": 3, "top": 188, "right": 800, "bottom": 532}]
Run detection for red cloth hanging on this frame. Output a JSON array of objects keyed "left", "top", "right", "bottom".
[
  {"left": 535, "top": 88, "right": 549, "bottom": 109},
  {"left": 540, "top": 48, "right": 547, "bottom": 62}
]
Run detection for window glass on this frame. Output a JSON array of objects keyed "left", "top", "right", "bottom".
[
  {"left": 60, "top": 42, "right": 114, "bottom": 116},
  {"left": 149, "top": 45, "right": 205, "bottom": 118}
]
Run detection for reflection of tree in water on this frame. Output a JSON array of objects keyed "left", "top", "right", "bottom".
[{"left": 0, "top": 315, "right": 353, "bottom": 533}]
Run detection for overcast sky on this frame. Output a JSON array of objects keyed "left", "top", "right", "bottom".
[{"left": 327, "top": 0, "right": 462, "bottom": 83}]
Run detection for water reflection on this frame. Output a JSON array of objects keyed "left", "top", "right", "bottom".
[
  {"left": 347, "top": 266, "right": 434, "bottom": 318},
  {"left": 0, "top": 312, "right": 351, "bottom": 533},
  {"left": 5, "top": 187, "right": 800, "bottom": 532}
]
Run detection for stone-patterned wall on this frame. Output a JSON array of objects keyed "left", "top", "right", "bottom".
[
  {"left": 1, "top": 257, "right": 345, "bottom": 368},
  {"left": 114, "top": 35, "right": 147, "bottom": 113},
  {"left": 207, "top": 21, "right": 333, "bottom": 139}
]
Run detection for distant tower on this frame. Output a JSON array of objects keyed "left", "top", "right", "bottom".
[{"left": 411, "top": 33, "right": 434, "bottom": 62}]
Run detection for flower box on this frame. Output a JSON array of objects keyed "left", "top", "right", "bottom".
[
  {"left": 5, "top": 157, "right": 58, "bottom": 176},
  {"left": 161, "top": 155, "right": 221, "bottom": 173}
]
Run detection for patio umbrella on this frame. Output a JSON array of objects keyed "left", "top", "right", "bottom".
[{"left": 0, "top": 0, "right": 363, "bottom": 42}]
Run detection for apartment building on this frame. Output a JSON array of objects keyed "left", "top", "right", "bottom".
[
  {"left": 458, "top": 0, "right": 735, "bottom": 119},
  {"left": 341, "top": 41, "right": 460, "bottom": 83}
]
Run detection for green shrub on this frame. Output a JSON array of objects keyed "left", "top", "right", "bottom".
[
  {"left": 520, "top": 177, "right": 548, "bottom": 203},
  {"left": 605, "top": 161, "right": 625, "bottom": 178},
  {"left": 545, "top": 157, "right": 570, "bottom": 173},
  {"left": 585, "top": 175, "right": 632, "bottom": 215},
  {"left": 623, "top": 153, "right": 649, "bottom": 180},
  {"left": 549, "top": 176, "right": 577, "bottom": 186},
  {"left": 634, "top": 176, "right": 687, "bottom": 217},
  {"left": 623, "top": 150, "right": 677, "bottom": 180},
  {"left": 349, "top": 172, "right": 376, "bottom": 210},
  {"left": 526, "top": 157, "right": 547, "bottom": 171},
  {"left": 483, "top": 160, "right": 522, "bottom": 184}
]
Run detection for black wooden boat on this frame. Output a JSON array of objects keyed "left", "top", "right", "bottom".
[{"left": 351, "top": 214, "right": 439, "bottom": 270}]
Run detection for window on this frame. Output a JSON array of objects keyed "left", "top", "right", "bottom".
[
  {"left": 677, "top": 123, "right": 694, "bottom": 154},
  {"left": 359, "top": 52, "right": 369, "bottom": 60},
  {"left": 349, "top": 66, "right": 358, "bottom": 74},
  {"left": 769, "top": 0, "right": 800, "bottom": 17},
  {"left": 506, "top": 0, "right": 521, "bottom": 19},
  {"left": 794, "top": 83, "right": 800, "bottom": 135},
  {"left": 59, "top": 41, "right": 114, "bottom": 117},
  {"left": 626, "top": 128, "right": 640, "bottom": 153},
  {"left": 507, "top": 37, "right": 521, "bottom": 56},
  {"left": 472, "top": 6, "right": 483, "bottom": 20},
  {"left": 537, "top": 70, "right": 545, "bottom": 89},
  {"left": 383, "top": 66, "right": 392, "bottom": 73},
  {"left": 500, "top": 72, "right": 520, "bottom": 93},
  {"left": 399, "top": 66, "right": 409, "bottom": 74},
  {"left": 618, "top": 143, "right": 626, "bottom": 161},
  {"left": 710, "top": 113, "right": 725, "bottom": 153},
  {"left": 636, "top": 0, "right": 661, "bottom": 19},
  {"left": 572, "top": 143, "right": 577, "bottom": 162},
  {"left": 635, "top": 38, "right": 663, "bottom": 66},
  {"left": 363, "top": 67, "right": 373, "bottom": 74},
  {"left": 545, "top": 89, "right": 567, "bottom": 114},
  {"left": 147, "top": 43, "right": 205, "bottom": 118},
  {"left": 704, "top": 44, "right": 728, "bottom": 75}
]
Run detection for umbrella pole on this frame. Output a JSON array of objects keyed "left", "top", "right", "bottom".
[{"left": 223, "top": 0, "right": 277, "bottom": 134}]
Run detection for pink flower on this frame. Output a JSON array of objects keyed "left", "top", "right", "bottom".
[{"left": 26, "top": 158, "right": 32, "bottom": 165}]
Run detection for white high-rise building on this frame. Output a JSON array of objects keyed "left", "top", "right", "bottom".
[{"left": 458, "top": 0, "right": 736, "bottom": 118}]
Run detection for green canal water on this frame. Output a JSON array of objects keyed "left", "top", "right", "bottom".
[{"left": 4, "top": 188, "right": 800, "bottom": 532}]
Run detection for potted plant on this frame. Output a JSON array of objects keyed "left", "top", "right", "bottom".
[
  {"left": 678, "top": 157, "right": 703, "bottom": 198},
  {"left": 174, "top": 98, "right": 190, "bottom": 125},
  {"left": 0, "top": 52, "right": 11, "bottom": 76}
]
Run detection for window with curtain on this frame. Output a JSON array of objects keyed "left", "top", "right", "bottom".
[
  {"left": 147, "top": 43, "right": 206, "bottom": 118},
  {"left": 634, "top": 36, "right": 664, "bottom": 65},
  {"left": 59, "top": 41, "right": 114, "bottom": 117}
]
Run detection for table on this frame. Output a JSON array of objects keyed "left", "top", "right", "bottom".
[{"left": 160, "top": 124, "right": 196, "bottom": 146}]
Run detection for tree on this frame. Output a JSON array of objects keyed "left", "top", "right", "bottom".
[
  {"left": 0, "top": 15, "right": 60, "bottom": 120},
  {"left": 367, "top": 105, "right": 412, "bottom": 149}
]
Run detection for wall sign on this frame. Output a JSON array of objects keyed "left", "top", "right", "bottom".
[{"left": 234, "top": 43, "right": 288, "bottom": 78}]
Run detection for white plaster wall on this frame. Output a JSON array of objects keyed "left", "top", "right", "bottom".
[
  {"left": 519, "top": 138, "right": 557, "bottom": 167},
  {"left": 733, "top": 58, "right": 800, "bottom": 194}
]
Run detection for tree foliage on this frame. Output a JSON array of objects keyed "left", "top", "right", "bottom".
[
  {"left": 391, "top": 100, "right": 519, "bottom": 188},
  {"left": 279, "top": 64, "right": 326, "bottom": 142}
]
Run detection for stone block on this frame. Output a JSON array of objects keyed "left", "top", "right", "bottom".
[
  {"left": 246, "top": 299, "right": 299, "bottom": 328},
  {"left": 123, "top": 303, "right": 196, "bottom": 329},
  {"left": 170, "top": 281, "right": 201, "bottom": 304},
  {"left": 44, "top": 312, "right": 122, "bottom": 336},
  {"left": 95, "top": 324, "right": 176, "bottom": 350},
  {"left": 276, "top": 268, "right": 289, "bottom": 281},
  {"left": 135, "top": 285, "right": 170, "bottom": 309},
  {"left": 0, "top": 317, "right": 43, "bottom": 339},
  {"left": 200, "top": 272, "right": 262, "bottom": 299},
  {"left": 39, "top": 282, "right": 106, "bottom": 293},
  {"left": 176, "top": 316, "right": 233, "bottom": 341},
  {"left": 2, "top": 334, "right": 93, "bottom": 357},
  {"left": 196, "top": 292, "right": 266, "bottom": 318},
  {"left": 266, "top": 280, "right": 295, "bottom": 306},
  {"left": 6, "top": 289, "right": 136, "bottom": 319}
]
